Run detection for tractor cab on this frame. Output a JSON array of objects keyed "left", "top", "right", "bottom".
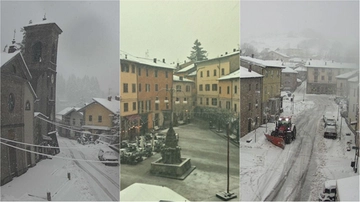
[{"left": 276, "top": 117, "right": 292, "bottom": 133}]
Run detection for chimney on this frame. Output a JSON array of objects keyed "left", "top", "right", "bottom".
[
  {"left": 115, "top": 96, "right": 120, "bottom": 101},
  {"left": 248, "top": 65, "right": 252, "bottom": 72},
  {"left": 153, "top": 58, "right": 157, "bottom": 63},
  {"left": 179, "top": 76, "right": 183, "bottom": 80},
  {"left": 325, "top": 62, "right": 327, "bottom": 65},
  {"left": 233, "top": 48, "right": 236, "bottom": 52},
  {"left": 108, "top": 96, "right": 112, "bottom": 101},
  {"left": 177, "top": 62, "right": 179, "bottom": 67},
  {"left": 125, "top": 54, "right": 127, "bottom": 59},
  {"left": 308, "top": 62, "right": 310, "bottom": 65},
  {"left": 225, "top": 52, "right": 228, "bottom": 55},
  {"left": 163, "top": 58, "right": 165, "bottom": 63},
  {"left": 251, "top": 54, "right": 254, "bottom": 58}
]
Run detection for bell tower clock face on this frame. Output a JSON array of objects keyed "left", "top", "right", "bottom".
[{"left": 51, "top": 74, "right": 54, "bottom": 84}]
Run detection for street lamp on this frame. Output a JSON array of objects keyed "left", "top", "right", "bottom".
[{"left": 216, "top": 122, "right": 237, "bottom": 200}]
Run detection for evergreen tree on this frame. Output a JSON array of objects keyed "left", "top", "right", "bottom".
[{"left": 187, "top": 39, "right": 208, "bottom": 62}]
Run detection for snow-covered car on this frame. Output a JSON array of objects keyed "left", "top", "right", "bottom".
[
  {"left": 318, "top": 180, "right": 337, "bottom": 201},
  {"left": 323, "top": 112, "right": 336, "bottom": 127},
  {"left": 98, "top": 148, "right": 118, "bottom": 165},
  {"left": 324, "top": 125, "right": 337, "bottom": 139}
]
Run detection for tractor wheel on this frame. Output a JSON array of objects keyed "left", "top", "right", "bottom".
[{"left": 285, "top": 135, "right": 291, "bottom": 144}]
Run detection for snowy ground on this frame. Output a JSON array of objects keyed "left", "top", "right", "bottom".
[
  {"left": 240, "top": 81, "right": 359, "bottom": 201},
  {"left": 1, "top": 136, "right": 119, "bottom": 201}
]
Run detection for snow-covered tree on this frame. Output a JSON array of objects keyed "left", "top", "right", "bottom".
[{"left": 187, "top": 39, "right": 208, "bottom": 62}]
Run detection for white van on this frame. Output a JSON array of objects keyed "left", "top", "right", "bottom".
[{"left": 318, "top": 180, "right": 337, "bottom": 201}]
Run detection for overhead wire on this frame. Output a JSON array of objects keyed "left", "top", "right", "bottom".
[{"left": 0, "top": 141, "right": 119, "bottom": 164}]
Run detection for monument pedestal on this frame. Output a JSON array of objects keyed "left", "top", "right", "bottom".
[{"left": 150, "top": 157, "right": 196, "bottom": 180}]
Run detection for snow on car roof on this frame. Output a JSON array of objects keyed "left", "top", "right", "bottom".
[
  {"left": 336, "top": 175, "right": 360, "bottom": 201},
  {"left": 120, "top": 183, "right": 189, "bottom": 201}
]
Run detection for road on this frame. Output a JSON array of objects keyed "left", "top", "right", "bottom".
[
  {"left": 266, "top": 82, "right": 339, "bottom": 201},
  {"left": 120, "top": 119, "right": 239, "bottom": 201},
  {"left": 59, "top": 137, "right": 120, "bottom": 201}
]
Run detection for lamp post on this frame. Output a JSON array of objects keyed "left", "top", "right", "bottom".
[{"left": 216, "top": 122, "right": 237, "bottom": 200}]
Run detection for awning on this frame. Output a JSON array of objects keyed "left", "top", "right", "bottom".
[{"left": 126, "top": 114, "right": 141, "bottom": 121}]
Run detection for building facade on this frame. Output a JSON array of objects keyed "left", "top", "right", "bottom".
[
  {"left": 281, "top": 66, "right": 298, "bottom": 92},
  {"left": 120, "top": 52, "right": 176, "bottom": 139},
  {"left": 305, "top": 60, "right": 357, "bottom": 94},
  {"left": 196, "top": 51, "right": 240, "bottom": 113},
  {"left": 172, "top": 75, "right": 195, "bottom": 124},
  {"left": 239, "top": 67, "right": 263, "bottom": 137},
  {"left": 1, "top": 49, "right": 37, "bottom": 185},
  {"left": 240, "top": 56, "right": 284, "bottom": 123}
]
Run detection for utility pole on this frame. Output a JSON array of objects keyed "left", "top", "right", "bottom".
[{"left": 216, "top": 123, "right": 237, "bottom": 200}]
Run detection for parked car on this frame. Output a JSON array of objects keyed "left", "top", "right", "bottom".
[
  {"left": 98, "top": 147, "right": 118, "bottom": 165},
  {"left": 323, "top": 112, "right": 336, "bottom": 127},
  {"left": 324, "top": 125, "right": 337, "bottom": 139},
  {"left": 318, "top": 180, "right": 337, "bottom": 201}
]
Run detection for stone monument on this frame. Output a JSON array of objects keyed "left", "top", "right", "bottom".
[{"left": 150, "top": 124, "right": 196, "bottom": 180}]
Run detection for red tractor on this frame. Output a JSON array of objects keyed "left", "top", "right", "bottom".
[{"left": 271, "top": 116, "right": 296, "bottom": 144}]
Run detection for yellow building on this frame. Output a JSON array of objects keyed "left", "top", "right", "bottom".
[
  {"left": 79, "top": 97, "right": 120, "bottom": 135},
  {"left": 196, "top": 51, "right": 239, "bottom": 109}
]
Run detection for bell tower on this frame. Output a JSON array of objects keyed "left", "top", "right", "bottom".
[{"left": 23, "top": 17, "right": 62, "bottom": 133}]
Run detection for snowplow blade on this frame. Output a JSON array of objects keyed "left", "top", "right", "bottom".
[{"left": 264, "top": 133, "right": 285, "bottom": 149}]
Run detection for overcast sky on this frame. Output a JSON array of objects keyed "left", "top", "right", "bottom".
[
  {"left": 241, "top": 0, "right": 359, "bottom": 47},
  {"left": 120, "top": 0, "right": 240, "bottom": 65},
  {"left": 1, "top": 0, "right": 120, "bottom": 93}
]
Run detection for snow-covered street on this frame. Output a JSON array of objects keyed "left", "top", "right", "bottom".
[
  {"left": 240, "top": 81, "right": 359, "bottom": 201},
  {"left": 1, "top": 136, "right": 119, "bottom": 201}
]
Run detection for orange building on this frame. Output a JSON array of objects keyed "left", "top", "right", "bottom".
[{"left": 120, "top": 52, "right": 175, "bottom": 138}]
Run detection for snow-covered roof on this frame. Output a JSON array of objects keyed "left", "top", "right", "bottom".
[
  {"left": 1, "top": 50, "right": 21, "bottom": 67},
  {"left": 57, "top": 107, "right": 82, "bottom": 116},
  {"left": 173, "top": 75, "right": 194, "bottom": 82},
  {"left": 289, "top": 58, "right": 304, "bottom": 63},
  {"left": 218, "top": 69, "right": 240, "bottom": 80},
  {"left": 305, "top": 60, "right": 358, "bottom": 69},
  {"left": 282, "top": 66, "right": 298, "bottom": 74},
  {"left": 1, "top": 50, "right": 33, "bottom": 81},
  {"left": 93, "top": 98, "right": 120, "bottom": 114},
  {"left": 196, "top": 51, "right": 240, "bottom": 64},
  {"left": 57, "top": 107, "right": 75, "bottom": 116},
  {"left": 34, "top": 112, "right": 49, "bottom": 119},
  {"left": 270, "top": 50, "right": 289, "bottom": 58},
  {"left": 336, "top": 70, "right": 358, "bottom": 79},
  {"left": 187, "top": 70, "right": 196, "bottom": 76},
  {"left": 176, "top": 63, "right": 195, "bottom": 73},
  {"left": 336, "top": 175, "right": 359, "bottom": 201},
  {"left": 348, "top": 76, "right": 358, "bottom": 82},
  {"left": 120, "top": 183, "right": 189, "bottom": 201},
  {"left": 240, "top": 56, "right": 286, "bottom": 69},
  {"left": 294, "top": 66, "right": 307, "bottom": 72},
  {"left": 297, "top": 78, "right": 302, "bottom": 82},
  {"left": 23, "top": 19, "right": 63, "bottom": 33},
  {"left": 239, "top": 66, "right": 263, "bottom": 79},
  {"left": 120, "top": 51, "right": 176, "bottom": 70}
]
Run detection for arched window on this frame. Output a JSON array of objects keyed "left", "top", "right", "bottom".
[
  {"left": 32, "top": 42, "right": 42, "bottom": 62},
  {"left": 25, "top": 100, "right": 31, "bottom": 110}
]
